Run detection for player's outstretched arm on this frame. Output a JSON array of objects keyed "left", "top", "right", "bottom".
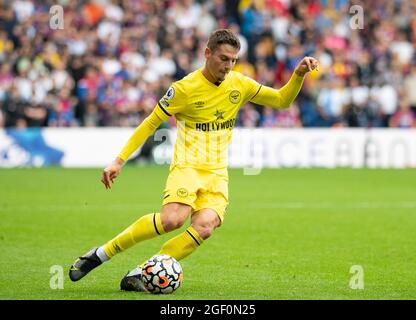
[
  {"left": 251, "top": 56, "right": 319, "bottom": 109},
  {"left": 100, "top": 108, "right": 166, "bottom": 189}
]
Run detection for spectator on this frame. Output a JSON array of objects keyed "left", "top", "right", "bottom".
[
  {"left": 404, "top": 65, "right": 416, "bottom": 114},
  {"left": 240, "top": 104, "right": 260, "bottom": 127},
  {"left": 389, "top": 98, "right": 415, "bottom": 128},
  {"left": 371, "top": 81, "right": 398, "bottom": 127},
  {"left": 317, "top": 78, "right": 349, "bottom": 126},
  {"left": 275, "top": 104, "right": 302, "bottom": 128},
  {"left": 260, "top": 107, "right": 277, "bottom": 127}
]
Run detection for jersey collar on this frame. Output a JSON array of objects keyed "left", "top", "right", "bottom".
[{"left": 198, "top": 68, "right": 230, "bottom": 88}]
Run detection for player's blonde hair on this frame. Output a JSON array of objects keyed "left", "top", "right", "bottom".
[{"left": 207, "top": 29, "right": 240, "bottom": 52}]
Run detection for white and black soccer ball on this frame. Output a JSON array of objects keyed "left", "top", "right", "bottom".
[{"left": 141, "top": 254, "right": 183, "bottom": 294}]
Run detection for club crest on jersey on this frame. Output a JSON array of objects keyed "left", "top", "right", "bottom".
[
  {"left": 177, "top": 188, "right": 188, "bottom": 198},
  {"left": 229, "top": 90, "right": 241, "bottom": 104}
]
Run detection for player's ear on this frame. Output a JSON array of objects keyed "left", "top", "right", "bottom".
[{"left": 204, "top": 47, "right": 211, "bottom": 59}]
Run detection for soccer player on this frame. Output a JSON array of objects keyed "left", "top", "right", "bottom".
[{"left": 69, "top": 29, "right": 318, "bottom": 291}]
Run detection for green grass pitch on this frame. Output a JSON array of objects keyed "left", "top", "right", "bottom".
[{"left": 1, "top": 166, "right": 415, "bottom": 300}]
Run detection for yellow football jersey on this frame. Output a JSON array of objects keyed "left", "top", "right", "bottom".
[{"left": 154, "top": 69, "right": 263, "bottom": 170}]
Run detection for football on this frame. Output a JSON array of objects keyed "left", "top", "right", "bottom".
[{"left": 141, "top": 254, "right": 183, "bottom": 294}]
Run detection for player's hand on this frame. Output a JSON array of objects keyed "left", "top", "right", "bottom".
[
  {"left": 101, "top": 158, "right": 124, "bottom": 189},
  {"left": 294, "top": 56, "right": 319, "bottom": 77}
]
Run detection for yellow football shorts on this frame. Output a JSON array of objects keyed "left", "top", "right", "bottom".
[{"left": 162, "top": 166, "right": 229, "bottom": 223}]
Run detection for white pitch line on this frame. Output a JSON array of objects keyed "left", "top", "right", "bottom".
[{"left": 247, "top": 202, "right": 416, "bottom": 209}]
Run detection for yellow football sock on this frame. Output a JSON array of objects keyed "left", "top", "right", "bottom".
[
  {"left": 103, "top": 213, "right": 165, "bottom": 258},
  {"left": 139, "top": 226, "right": 203, "bottom": 268}
]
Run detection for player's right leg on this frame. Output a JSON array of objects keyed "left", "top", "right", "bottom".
[
  {"left": 69, "top": 212, "right": 164, "bottom": 282},
  {"left": 69, "top": 204, "right": 192, "bottom": 282}
]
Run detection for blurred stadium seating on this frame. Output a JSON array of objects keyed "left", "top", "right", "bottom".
[{"left": 0, "top": 0, "right": 415, "bottom": 129}]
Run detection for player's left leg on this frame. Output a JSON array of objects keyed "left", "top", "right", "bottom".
[
  {"left": 150, "top": 175, "right": 228, "bottom": 262},
  {"left": 159, "top": 208, "right": 221, "bottom": 259},
  {"left": 70, "top": 204, "right": 192, "bottom": 283}
]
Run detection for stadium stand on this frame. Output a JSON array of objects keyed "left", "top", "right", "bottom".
[{"left": 0, "top": 0, "right": 415, "bottom": 129}]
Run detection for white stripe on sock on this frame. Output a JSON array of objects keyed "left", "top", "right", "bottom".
[{"left": 96, "top": 246, "right": 110, "bottom": 262}]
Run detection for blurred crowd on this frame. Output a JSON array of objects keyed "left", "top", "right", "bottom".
[{"left": 0, "top": 0, "right": 416, "bottom": 129}]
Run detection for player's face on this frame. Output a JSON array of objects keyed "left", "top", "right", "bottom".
[{"left": 205, "top": 44, "right": 239, "bottom": 82}]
